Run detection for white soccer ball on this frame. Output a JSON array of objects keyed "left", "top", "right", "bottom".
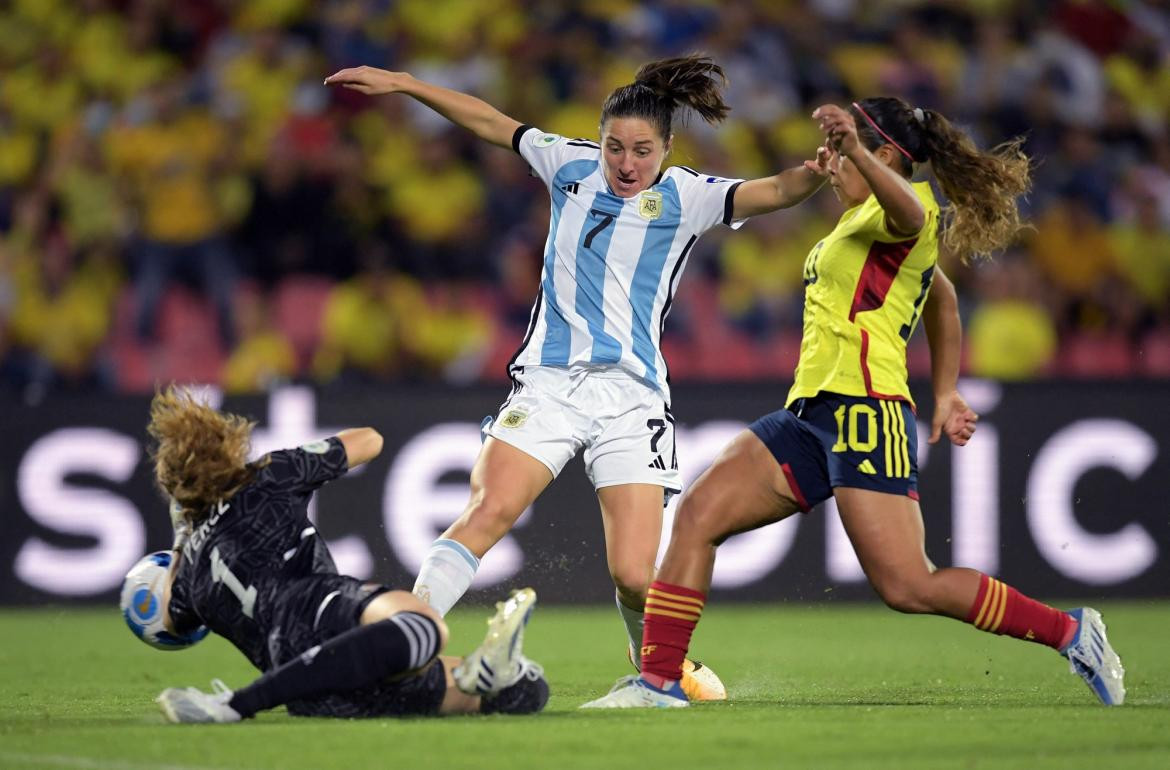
[{"left": 120, "top": 551, "right": 209, "bottom": 651}]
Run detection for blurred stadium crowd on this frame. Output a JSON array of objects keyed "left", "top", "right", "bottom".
[{"left": 1, "top": 0, "right": 1168, "bottom": 398}]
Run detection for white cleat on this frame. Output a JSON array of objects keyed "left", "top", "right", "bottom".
[
  {"left": 1062, "top": 607, "right": 1125, "bottom": 706},
  {"left": 454, "top": 588, "right": 537, "bottom": 695},
  {"left": 580, "top": 675, "right": 689, "bottom": 709},
  {"left": 156, "top": 679, "right": 242, "bottom": 723}
]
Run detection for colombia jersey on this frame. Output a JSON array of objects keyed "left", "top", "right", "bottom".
[
  {"left": 787, "top": 181, "right": 940, "bottom": 407},
  {"left": 168, "top": 437, "right": 349, "bottom": 670},
  {"left": 510, "top": 125, "right": 745, "bottom": 401}
]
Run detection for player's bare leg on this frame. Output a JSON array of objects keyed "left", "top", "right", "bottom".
[
  {"left": 597, "top": 483, "right": 727, "bottom": 701},
  {"left": 833, "top": 489, "right": 979, "bottom": 617},
  {"left": 597, "top": 482, "right": 663, "bottom": 612},
  {"left": 361, "top": 590, "right": 447, "bottom": 638},
  {"left": 836, "top": 487, "right": 1124, "bottom": 705},
  {"left": 413, "top": 438, "right": 552, "bottom": 615},
  {"left": 657, "top": 431, "right": 802, "bottom": 591},
  {"left": 583, "top": 430, "right": 801, "bottom": 708}
]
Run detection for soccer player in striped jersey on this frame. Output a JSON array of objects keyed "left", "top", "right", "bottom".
[
  {"left": 582, "top": 98, "right": 1126, "bottom": 708},
  {"left": 325, "top": 56, "right": 829, "bottom": 699}
]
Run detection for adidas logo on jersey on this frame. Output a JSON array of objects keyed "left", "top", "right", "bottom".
[
  {"left": 648, "top": 455, "right": 667, "bottom": 470},
  {"left": 857, "top": 459, "right": 876, "bottom": 474},
  {"left": 561, "top": 182, "right": 580, "bottom": 194}
]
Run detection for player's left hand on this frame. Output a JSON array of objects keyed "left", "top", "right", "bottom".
[
  {"left": 812, "top": 104, "right": 859, "bottom": 156},
  {"left": 324, "top": 66, "right": 411, "bottom": 95},
  {"left": 930, "top": 389, "right": 978, "bottom": 446}
]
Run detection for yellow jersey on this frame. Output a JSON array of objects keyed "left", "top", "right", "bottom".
[{"left": 787, "top": 181, "right": 940, "bottom": 408}]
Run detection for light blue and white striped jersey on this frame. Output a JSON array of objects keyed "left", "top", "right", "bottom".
[{"left": 509, "top": 124, "right": 746, "bottom": 400}]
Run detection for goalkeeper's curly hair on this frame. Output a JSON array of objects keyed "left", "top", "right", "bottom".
[{"left": 147, "top": 385, "right": 265, "bottom": 523}]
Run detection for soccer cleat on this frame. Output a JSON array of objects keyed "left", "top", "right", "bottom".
[
  {"left": 627, "top": 646, "right": 727, "bottom": 701},
  {"left": 580, "top": 675, "right": 689, "bottom": 709},
  {"left": 679, "top": 658, "right": 728, "bottom": 701},
  {"left": 156, "top": 679, "right": 242, "bottom": 723},
  {"left": 1061, "top": 607, "right": 1125, "bottom": 706},
  {"left": 454, "top": 588, "right": 537, "bottom": 695}
]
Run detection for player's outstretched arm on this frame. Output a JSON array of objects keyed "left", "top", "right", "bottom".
[
  {"left": 730, "top": 145, "right": 829, "bottom": 219},
  {"left": 324, "top": 66, "right": 522, "bottom": 149},
  {"left": 922, "top": 268, "right": 977, "bottom": 446},
  {"left": 814, "top": 103, "right": 924, "bottom": 236},
  {"left": 336, "top": 427, "right": 384, "bottom": 469}
]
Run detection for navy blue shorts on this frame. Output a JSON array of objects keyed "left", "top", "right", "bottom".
[{"left": 748, "top": 392, "right": 918, "bottom": 511}]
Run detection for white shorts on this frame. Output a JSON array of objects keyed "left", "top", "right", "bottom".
[{"left": 484, "top": 365, "right": 681, "bottom": 501}]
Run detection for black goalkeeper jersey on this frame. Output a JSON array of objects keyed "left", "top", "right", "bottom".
[{"left": 168, "top": 436, "right": 350, "bottom": 670}]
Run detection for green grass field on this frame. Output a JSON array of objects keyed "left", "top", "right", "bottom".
[{"left": 1, "top": 601, "right": 1167, "bottom": 770}]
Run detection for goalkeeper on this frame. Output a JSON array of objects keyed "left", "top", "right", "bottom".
[{"left": 147, "top": 385, "right": 548, "bottom": 722}]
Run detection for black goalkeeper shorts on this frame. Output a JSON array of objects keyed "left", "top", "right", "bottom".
[{"left": 266, "top": 574, "right": 447, "bottom": 718}]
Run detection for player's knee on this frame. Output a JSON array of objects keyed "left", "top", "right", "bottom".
[
  {"left": 672, "top": 491, "right": 727, "bottom": 545},
  {"left": 610, "top": 569, "right": 651, "bottom": 607},
  {"left": 461, "top": 493, "right": 523, "bottom": 542},
  {"left": 362, "top": 591, "right": 450, "bottom": 651},
  {"left": 872, "top": 576, "right": 933, "bottom": 614}
]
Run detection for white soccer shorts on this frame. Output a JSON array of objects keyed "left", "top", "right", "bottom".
[{"left": 484, "top": 365, "right": 681, "bottom": 500}]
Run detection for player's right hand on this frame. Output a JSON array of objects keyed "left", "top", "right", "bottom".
[
  {"left": 324, "top": 66, "right": 409, "bottom": 95},
  {"left": 930, "top": 389, "right": 978, "bottom": 447},
  {"left": 803, "top": 142, "right": 832, "bottom": 177}
]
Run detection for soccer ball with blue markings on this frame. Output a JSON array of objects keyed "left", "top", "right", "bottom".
[{"left": 120, "top": 551, "right": 209, "bottom": 651}]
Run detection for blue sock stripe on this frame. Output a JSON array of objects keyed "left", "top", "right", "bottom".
[{"left": 433, "top": 538, "right": 480, "bottom": 570}]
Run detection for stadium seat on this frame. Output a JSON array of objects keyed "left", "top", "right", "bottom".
[
  {"left": 108, "top": 336, "right": 155, "bottom": 393},
  {"left": 158, "top": 287, "right": 221, "bottom": 348},
  {"left": 273, "top": 275, "right": 333, "bottom": 368},
  {"left": 1136, "top": 329, "right": 1170, "bottom": 377},
  {"left": 905, "top": 337, "right": 933, "bottom": 378},
  {"left": 661, "top": 338, "right": 700, "bottom": 380},
  {"left": 478, "top": 328, "right": 524, "bottom": 383},
  {"left": 1056, "top": 333, "right": 1135, "bottom": 378},
  {"left": 695, "top": 332, "right": 761, "bottom": 380},
  {"left": 758, "top": 330, "right": 802, "bottom": 380}
]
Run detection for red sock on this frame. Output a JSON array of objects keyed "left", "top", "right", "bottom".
[
  {"left": 965, "top": 574, "right": 1077, "bottom": 650},
  {"left": 640, "top": 581, "right": 705, "bottom": 686}
]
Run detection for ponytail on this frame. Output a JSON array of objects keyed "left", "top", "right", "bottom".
[
  {"left": 919, "top": 111, "right": 1031, "bottom": 263},
  {"left": 850, "top": 97, "right": 1031, "bottom": 263},
  {"left": 600, "top": 54, "right": 730, "bottom": 140}
]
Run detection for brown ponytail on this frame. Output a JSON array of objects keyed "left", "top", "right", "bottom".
[
  {"left": 600, "top": 54, "right": 730, "bottom": 140},
  {"left": 920, "top": 111, "right": 1031, "bottom": 263},
  {"left": 851, "top": 97, "right": 1032, "bottom": 263}
]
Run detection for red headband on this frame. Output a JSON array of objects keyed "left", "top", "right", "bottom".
[{"left": 852, "top": 101, "right": 914, "bottom": 161}]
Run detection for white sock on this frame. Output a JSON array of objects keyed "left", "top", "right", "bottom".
[
  {"left": 615, "top": 591, "right": 645, "bottom": 671},
  {"left": 412, "top": 539, "right": 479, "bottom": 616}
]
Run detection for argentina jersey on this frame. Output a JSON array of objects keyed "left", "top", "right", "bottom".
[{"left": 510, "top": 125, "right": 746, "bottom": 398}]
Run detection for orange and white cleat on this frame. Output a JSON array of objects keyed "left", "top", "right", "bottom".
[
  {"left": 679, "top": 658, "right": 727, "bottom": 701},
  {"left": 627, "top": 646, "right": 727, "bottom": 701}
]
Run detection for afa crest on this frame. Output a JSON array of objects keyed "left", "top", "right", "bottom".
[
  {"left": 638, "top": 191, "right": 663, "bottom": 221},
  {"left": 499, "top": 408, "right": 529, "bottom": 428}
]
